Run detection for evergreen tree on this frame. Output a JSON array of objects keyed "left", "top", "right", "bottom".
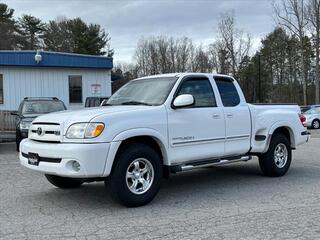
[
  {"left": 18, "top": 14, "right": 46, "bottom": 49},
  {"left": 43, "top": 17, "right": 112, "bottom": 56},
  {"left": 0, "top": 3, "right": 18, "bottom": 49}
]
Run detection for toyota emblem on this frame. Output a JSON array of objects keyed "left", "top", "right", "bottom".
[{"left": 37, "top": 127, "right": 43, "bottom": 136}]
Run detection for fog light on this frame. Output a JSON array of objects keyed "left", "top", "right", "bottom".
[{"left": 72, "top": 161, "right": 81, "bottom": 172}]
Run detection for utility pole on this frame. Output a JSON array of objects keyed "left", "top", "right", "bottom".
[{"left": 258, "top": 54, "right": 262, "bottom": 103}]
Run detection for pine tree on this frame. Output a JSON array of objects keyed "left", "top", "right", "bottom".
[{"left": 18, "top": 14, "right": 46, "bottom": 50}]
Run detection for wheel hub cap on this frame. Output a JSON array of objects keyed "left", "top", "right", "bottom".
[
  {"left": 126, "top": 158, "right": 154, "bottom": 195},
  {"left": 274, "top": 143, "right": 288, "bottom": 168}
]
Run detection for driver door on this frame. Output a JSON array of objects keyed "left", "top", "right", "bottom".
[{"left": 167, "top": 76, "right": 225, "bottom": 164}]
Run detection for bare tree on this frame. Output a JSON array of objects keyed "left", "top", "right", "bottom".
[
  {"left": 208, "top": 40, "right": 230, "bottom": 74},
  {"left": 157, "top": 37, "right": 170, "bottom": 73},
  {"left": 134, "top": 36, "right": 196, "bottom": 77},
  {"left": 274, "top": 0, "right": 309, "bottom": 105},
  {"left": 191, "top": 45, "right": 211, "bottom": 72},
  {"left": 307, "top": 0, "right": 320, "bottom": 103},
  {"left": 216, "top": 11, "right": 251, "bottom": 77}
]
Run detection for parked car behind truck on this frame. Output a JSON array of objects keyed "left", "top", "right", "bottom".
[
  {"left": 85, "top": 97, "right": 109, "bottom": 108},
  {"left": 20, "top": 73, "right": 310, "bottom": 207},
  {"left": 301, "top": 105, "right": 320, "bottom": 129},
  {"left": 12, "top": 97, "right": 66, "bottom": 151}
]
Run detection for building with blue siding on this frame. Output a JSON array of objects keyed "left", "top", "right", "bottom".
[{"left": 0, "top": 50, "right": 113, "bottom": 110}]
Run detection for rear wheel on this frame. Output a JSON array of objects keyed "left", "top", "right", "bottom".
[
  {"left": 45, "top": 174, "right": 83, "bottom": 189},
  {"left": 107, "top": 143, "right": 162, "bottom": 207},
  {"left": 312, "top": 119, "right": 320, "bottom": 129},
  {"left": 259, "top": 134, "right": 291, "bottom": 177}
]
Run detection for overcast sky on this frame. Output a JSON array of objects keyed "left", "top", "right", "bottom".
[{"left": 3, "top": 0, "right": 276, "bottom": 63}]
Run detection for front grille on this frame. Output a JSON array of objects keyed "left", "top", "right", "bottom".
[
  {"left": 22, "top": 152, "right": 62, "bottom": 163},
  {"left": 29, "top": 122, "right": 62, "bottom": 142},
  {"left": 31, "top": 130, "right": 60, "bottom": 135}
]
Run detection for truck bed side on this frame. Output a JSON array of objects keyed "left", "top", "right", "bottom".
[{"left": 248, "top": 104, "right": 306, "bottom": 153}]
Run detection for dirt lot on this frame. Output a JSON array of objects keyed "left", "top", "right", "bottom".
[{"left": 0, "top": 130, "right": 320, "bottom": 239}]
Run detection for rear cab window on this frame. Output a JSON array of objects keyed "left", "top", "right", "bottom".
[{"left": 214, "top": 77, "right": 240, "bottom": 107}]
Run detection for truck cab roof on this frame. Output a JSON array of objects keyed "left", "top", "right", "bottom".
[{"left": 137, "top": 72, "right": 235, "bottom": 80}]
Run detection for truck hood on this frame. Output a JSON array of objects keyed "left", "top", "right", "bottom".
[{"left": 33, "top": 106, "right": 151, "bottom": 125}]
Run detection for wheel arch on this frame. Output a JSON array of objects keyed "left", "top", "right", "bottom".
[
  {"left": 266, "top": 124, "right": 295, "bottom": 152},
  {"left": 103, "top": 128, "right": 168, "bottom": 177},
  {"left": 272, "top": 127, "right": 293, "bottom": 145},
  {"left": 115, "top": 135, "right": 167, "bottom": 163}
]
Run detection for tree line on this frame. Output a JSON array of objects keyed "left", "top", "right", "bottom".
[
  {"left": 115, "top": 0, "right": 320, "bottom": 105},
  {"left": 1, "top": 1, "right": 319, "bottom": 105},
  {"left": 0, "top": 3, "right": 113, "bottom": 56}
]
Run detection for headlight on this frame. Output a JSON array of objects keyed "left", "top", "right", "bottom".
[
  {"left": 20, "top": 121, "right": 31, "bottom": 130},
  {"left": 66, "top": 123, "right": 105, "bottom": 139}
]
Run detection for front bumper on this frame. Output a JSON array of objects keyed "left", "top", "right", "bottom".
[{"left": 20, "top": 139, "right": 110, "bottom": 178}]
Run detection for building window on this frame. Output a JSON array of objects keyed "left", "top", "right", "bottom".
[
  {"left": 69, "top": 76, "right": 82, "bottom": 103},
  {"left": 0, "top": 74, "right": 3, "bottom": 104}
]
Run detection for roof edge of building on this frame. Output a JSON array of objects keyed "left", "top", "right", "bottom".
[{"left": 0, "top": 50, "right": 113, "bottom": 69}]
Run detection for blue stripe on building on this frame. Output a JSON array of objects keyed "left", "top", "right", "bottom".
[{"left": 0, "top": 51, "right": 113, "bottom": 69}]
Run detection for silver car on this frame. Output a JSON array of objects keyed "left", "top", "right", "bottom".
[{"left": 301, "top": 105, "right": 320, "bottom": 129}]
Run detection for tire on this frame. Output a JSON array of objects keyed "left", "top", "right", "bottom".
[
  {"left": 312, "top": 119, "right": 320, "bottom": 129},
  {"left": 107, "top": 143, "right": 162, "bottom": 207},
  {"left": 45, "top": 174, "right": 83, "bottom": 189},
  {"left": 16, "top": 133, "right": 22, "bottom": 152},
  {"left": 16, "top": 142, "right": 20, "bottom": 152},
  {"left": 258, "top": 134, "right": 292, "bottom": 177}
]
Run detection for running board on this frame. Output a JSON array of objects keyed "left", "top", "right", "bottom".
[{"left": 170, "top": 155, "right": 251, "bottom": 173}]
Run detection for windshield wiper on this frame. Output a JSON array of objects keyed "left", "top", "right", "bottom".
[{"left": 121, "top": 101, "right": 152, "bottom": 106}]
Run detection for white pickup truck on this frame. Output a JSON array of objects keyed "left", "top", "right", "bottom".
[{"left": 20, "top": 73, "right": 310, "bottom": 207}]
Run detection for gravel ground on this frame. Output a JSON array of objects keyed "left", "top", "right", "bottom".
[{"left": 0, "top": 130, "right": 320, "bottom": 240}]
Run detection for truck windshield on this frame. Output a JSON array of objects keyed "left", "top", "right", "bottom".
[
  {"left": 107, "top": 77, "right": 178, "bottom": 106},
  {"left": 22, "top": 101, "right": 66, "bottom": 116}
]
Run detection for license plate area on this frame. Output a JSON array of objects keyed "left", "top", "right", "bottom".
[{"left": 28, "top": 152, "right": 40, "bottom": 166}]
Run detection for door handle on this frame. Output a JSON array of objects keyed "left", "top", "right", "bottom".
[
  {"left": 212, "top": 114, "right": 220, "bottom": 119},
  {"left": 227, "top": 113, "right": 233, "bottom": 118}
]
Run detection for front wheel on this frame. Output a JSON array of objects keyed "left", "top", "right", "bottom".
[
  {"left": 107, "top": 143, "right": 162, "bottom": 207},
  {"left": 45, "top": 174, "right": 83, "bottom": 189},
  {"left": 258, "top": 134, "right": 292, "bottom": 177}
]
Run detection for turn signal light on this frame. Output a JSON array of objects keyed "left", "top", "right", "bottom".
[{"left": 85, "top": 123, "right": 105, "bottom": 138}]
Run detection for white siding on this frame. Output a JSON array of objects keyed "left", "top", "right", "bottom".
[{"left": 0, "top": 66, "right": 111, "bottom": 110}]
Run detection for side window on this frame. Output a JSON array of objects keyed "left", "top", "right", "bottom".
[
  {"left": 0, "top": 74, "right": 3, "bottom": 104},
  {"left": 69, "top": 76, "right": 82, "bottom": 103},
  {"left": 315, "top": 107, "right": 320, "bottom": 114},
  {"left": 177, "top": 78, "right": 216, "bottom": 107},
  {"left": 215, "top": 78, "right": 240, "bottom": 107}
]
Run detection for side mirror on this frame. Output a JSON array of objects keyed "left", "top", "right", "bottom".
[
  {"left": 173, "top": 94, "right": 194, "bottom": 108},
  {"left": 10, "top": 111, "right": 18, "bottom": 116}
]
